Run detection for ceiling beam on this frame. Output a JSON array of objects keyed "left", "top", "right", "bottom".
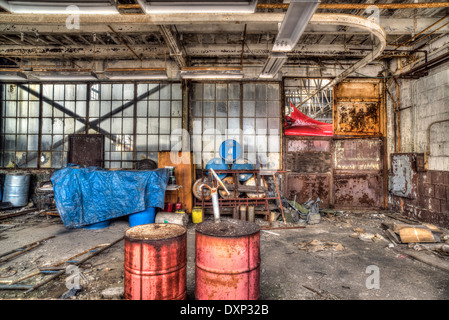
[{"left": 0, "top": 43, "right": 376, "bottom": 60}]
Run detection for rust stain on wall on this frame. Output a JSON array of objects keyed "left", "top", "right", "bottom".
[
  {"left": 286, "top": 174, "right": 330, "bottom": 208},
  {"left": 334, "top": 139, "right": 381, "bottom": 171},
  {"left": 333, "top": 81, "right": 383, "bottom": 136},
  {"left": 334, "top": 174, "right": 380, "bottom": 208}
]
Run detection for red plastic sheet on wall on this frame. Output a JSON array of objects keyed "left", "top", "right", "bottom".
[{"left": 285, "top": 103, "right": 333, "bottom": 136}]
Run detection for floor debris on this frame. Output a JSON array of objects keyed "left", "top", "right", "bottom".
[{"left": 295, "top": 239, "right": 344, "bottom": 252}]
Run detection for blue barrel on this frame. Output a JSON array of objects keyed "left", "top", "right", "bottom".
[
  {"left": 129, "top": 207, "right": 156, "bottom": 227},
  {"left": 3, "top": 174, "right": 31, "bottom": 207},
  {"left": 205, "top": 158, "right": 228, "bottom": 180},
  {"left": 219, "top": 139, "right": 242, "bottom": 164},
  {"left": 231, "top": 159, "right": 255, "bottom": 182},
  {"left": 84, "top": 220, "right": 111, "bottom": 230}
]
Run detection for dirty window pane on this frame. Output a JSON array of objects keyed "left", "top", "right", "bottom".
[
  {"left": 137, "top": 101, "right": 147, "bottom": 117},
  {"left": 243, "top": 101, "right": 255, "bottom": 117},
  {"left": 112, "top": 84, "right": 123, "bottom": 100},
  {"left": 216, "top": 101, "right": 227, "bottom": 117},
  {"left": 172, "top": 83, "right": 182, "bottom": 100},
  {"left": 243, "top": 83, "right": 255, "bottom": 100},
  {"left": 160, "top": 85, "right": 171, "bottom": 100},
  {"left": 136, "top": 118, "right": 147, "bottom": 134},
  {"left": 204, "top": 84, "right": 215, "bottom": 100},
  {"left": 203, "top": 101, "right": 215, "bottom": 117},
  {"left": 53, "top": 85, "right": 65, "bottom": 100},
  {"left": 123, "top": 84, "right": 134, "bottom": 100},
  {"left": 216, "top": 84, "right": 227, "bottom": 100},
  {"left": 171, "top": 100, "right": 182, "bottom": 117},
  {"left": 192, "top": 101, "right": 202, "bottom": 117},
  {"left": 65, "top": 84, "right": 76, "bottom": 100},
  {"left": 256, "top": 84, "right": 266, "bottom": 100},
  {"left": 255, "top": 101, "right": 267, "bottom": 117},
  {"left": 101, "top": 84, "right": 112, "bottom": 100},
  {"left": 148, "top": 118, "right": 159, "bottom": 134}
]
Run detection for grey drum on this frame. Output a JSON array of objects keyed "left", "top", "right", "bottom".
[{"left": 3, "top": 174, "right": 31, "bottom": 207}]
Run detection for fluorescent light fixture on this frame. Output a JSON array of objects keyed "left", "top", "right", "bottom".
[
  {"left": 32, "top": 71, "right": 98, "bottom": 81},
  {"left": 259, "top": 52, "right": 287, "bottom": 79},
  {"left": 272, "top": 0, "right": 319, "bottom": 52},
  {"left": 0, "top": 69, "right": 27, "bottom": 81},
  {"left": 104, "top": 68, "right": 169, "bottom": 80},
  {"left": 137, "top": 0, "right": 258, "bottom": 14},
  {"left": 1, "top": 1, "right": 119, "bottom": 14},
  {"left": 180, "top": 67, "right": 243, "bottom": 80}
]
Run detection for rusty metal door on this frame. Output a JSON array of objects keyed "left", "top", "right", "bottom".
[
  {"left": 332, "top": 80, "right": 386, "bottom": 209},
  {"left": 333, "top": 138, "right": 384, "bottom": 208},
  {"left": 284, "top": 137, "right": 333, "bottom": 208},
  {"left": 68, "top": 134, "right": 105, "bottom": 168}
]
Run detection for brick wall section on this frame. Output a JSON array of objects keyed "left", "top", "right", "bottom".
[{"left": 390, "top": 170, "right": 449, "bottom": 229}]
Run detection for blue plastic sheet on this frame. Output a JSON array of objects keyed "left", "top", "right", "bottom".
[{"left": 51, "top": 165, "right": 169, "bottom": 228}]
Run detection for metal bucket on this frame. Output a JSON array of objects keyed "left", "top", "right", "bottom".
[
  {"left": 195, "top": 219, "right": 260, "bottom": 300},
  {"left": 84, "top": 220, "right": 111, "bottom": 230},
  {"left": 124, "top": 223, "right": 187, "bottom": 300},
  {"left": 129, "top": 207, "right": 156, "bottom": 227},
  {"left": 3, "top": 173, "right": 31, "bottom": 207}
]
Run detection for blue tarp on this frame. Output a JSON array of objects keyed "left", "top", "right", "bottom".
[{"left": 51, "top": 165, "right": 169, "bottom": 228}]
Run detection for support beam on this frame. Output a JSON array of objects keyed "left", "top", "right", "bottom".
[{"left": 158, "top": 25, "right": 186, "bottom": 68}]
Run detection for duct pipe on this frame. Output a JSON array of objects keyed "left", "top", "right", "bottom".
[{"left": 257, "top": 3, "right": 449, "bottom": 10}]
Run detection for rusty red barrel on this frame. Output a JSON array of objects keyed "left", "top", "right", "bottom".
[
  {"left": 195, "top": 218, "right": 260, "bottom": 300},
  {"left": 124, "top": 223, "right": 187, "bottom": 300}
]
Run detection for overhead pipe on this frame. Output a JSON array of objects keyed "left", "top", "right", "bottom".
[{"left": 257, "top": 2, "right": 449, "bottom": 10}]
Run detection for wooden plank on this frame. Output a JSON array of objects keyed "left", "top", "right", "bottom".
[{"left": 158, "top": 152, "right": 194, "bottom": 214}]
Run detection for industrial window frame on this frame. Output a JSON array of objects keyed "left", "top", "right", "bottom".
[
  {"left": 0, "top": 82, "right": 183, "bottom": 169},
  {"left": 189, "top": 81, "right": 283, "bottom": 170}
]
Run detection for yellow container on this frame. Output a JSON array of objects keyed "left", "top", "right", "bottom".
[{"left": 192, "top": 207, "right": 203, "bottom": 224}]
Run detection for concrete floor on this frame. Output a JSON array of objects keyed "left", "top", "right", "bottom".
[{"left": 0, "top": 210, "right": 448, "bottom": 301}]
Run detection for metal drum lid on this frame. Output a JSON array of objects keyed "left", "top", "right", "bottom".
[
  {"left": 205, "top": 157, "right": 228, "bottom": 180},
  {"left": 219, "top": 139, "right": 242, "bottom": 164},
  {"left": 193, "top": 177, "right": 212, "bottom": 201},
  {"left": 244, "top": 176, "right": 268, "bottom": 199},
  {"left": 231, "top": 158, "right": 254, "bottom": 182}
]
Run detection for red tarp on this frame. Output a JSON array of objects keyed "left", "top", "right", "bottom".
[{"left": 284, "top": 103, "right": 333, "bottom": 136}]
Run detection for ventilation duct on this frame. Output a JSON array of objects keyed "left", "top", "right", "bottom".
[{"left": 180, "top": 67, "right": 243, "bottom": 79}]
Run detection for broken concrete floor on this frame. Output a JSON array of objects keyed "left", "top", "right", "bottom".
[{"left": 0, "top": 210, "right": 448, "bottom": 300}]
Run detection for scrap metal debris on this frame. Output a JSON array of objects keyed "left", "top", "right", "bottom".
[{"left": 295, "top": 239, "right": 344, "bottom": 252}]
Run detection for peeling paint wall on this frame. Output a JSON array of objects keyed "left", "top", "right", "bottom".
[{"left": 387, "top": 53, "right": 449, "bottom": 228}]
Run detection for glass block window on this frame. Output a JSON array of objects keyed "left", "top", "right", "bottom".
[
  {"left": 0, "top": 82, "right": 182, "bottom": 169},
  {"left": 190, "top": 82, "right": 281, "bottom": 170}
]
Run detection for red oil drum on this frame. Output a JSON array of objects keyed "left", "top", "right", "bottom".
[
  {"left": 195, "top": 218, "right": 260, "bottom": 300},
  {"left": 124, "top": 223, "right": 187, "bottom": 300}
]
